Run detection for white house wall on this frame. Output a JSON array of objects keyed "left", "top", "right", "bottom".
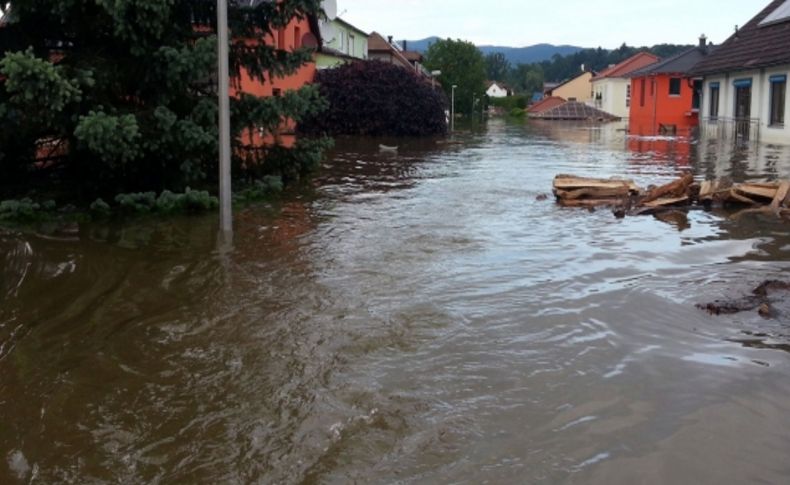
[
  {"left": 487, "top": 85, "right": 508, "bottom": 98},
  {"left": 702, "top": 66, "right": 790, "bottom": 145},
  {"left": 592, "top": 78, "right": 632, "bottom": 118}
]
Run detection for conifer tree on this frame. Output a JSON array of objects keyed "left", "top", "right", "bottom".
[{"left": 0, "top": 0, "right": 329, "bottom": 196}]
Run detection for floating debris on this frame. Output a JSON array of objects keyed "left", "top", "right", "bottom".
[
  {"left": 553, "top": 174, "right": 790, "bottom": 219},
  {"left": 698, "top": 281, "right": 790, "bottom": 320}
]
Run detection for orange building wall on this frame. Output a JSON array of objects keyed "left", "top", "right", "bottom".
[
  {"left": 629, "top": 75, "right": 698, "bottom": 136},
  {"left": 232, "top": 16, "right": 316, "bottom": 150}
]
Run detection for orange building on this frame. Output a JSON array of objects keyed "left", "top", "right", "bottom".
[
  {"left": 628, "top": 38, "right": 715, "bottom": 136},
  {"left": 232, "top": 2, "right": 322, "bottom": 151}
]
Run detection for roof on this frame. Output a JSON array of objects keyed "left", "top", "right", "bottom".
[
  {"left": 692, "top": 0, "right": 790, "bottom": 75},
  {"left": 593, "top": 52, "right": 660, "bottom": 80},
  {"left": 531, "top": 101, "right": 620, "bottom": 121},
  {"left": 367, "top": 32, "right": 416, "bottom": 70},
  {"left": 545, "top": 71, "right": 592, "bottom": 94},
  {"left": 629, "top": 45, "right": 717, "bottom": 77},
  {"left": 368, "top": 32, "right": 394, "bottom": 52},
  {"left": 487, "top": 80, "right": 511, "bottom": 89},
  {"left": 334, "top": 17, "right": 368, "bottom": 37},
  {"left": 527, "top": 96, "right": 566, "bottom": 114}
]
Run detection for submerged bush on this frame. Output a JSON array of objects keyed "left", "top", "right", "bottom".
[
  {"left": 115, "top": 189, "right": 218, "bottom": 214},
  {"left": 234, "top": 175, "right": 284, "bottom": 204},
  {"left": 300, "top": 61, "right": 448, "bottom": 137}
]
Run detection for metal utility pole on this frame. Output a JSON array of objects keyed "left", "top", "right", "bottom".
[{"left": 217, "top": 0, "right": 233, "bottom": 234}]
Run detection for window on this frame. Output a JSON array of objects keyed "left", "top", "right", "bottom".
[
  {"left": 277, "top": 28, "right": 285, "bottom": 50},
  {"left": 669, "top": 78, "right": 682, "bottom": 96},
  {"left": 640, "top": 79, "right": 646, "bottom": 107},
  {"left": 770, "top": 75, "right": 786, "bottom": 126},
  {"left": 349, "top": 34, "right": 355, "bottom": 55},
  {"left": 294, "top": 27, "right": 301, "bottom": 49},
  {"left": 709, "top": 83, "right": 720, "bottom": 119},
  {"left": 272, "top": 88, "right": 282, "bottom": 97}
]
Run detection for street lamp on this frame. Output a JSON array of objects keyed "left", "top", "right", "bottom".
[
  {"left": 431, "top": 70, "right": 441, "bottom": 90},
  {"left": 451, "top": 84, "right": 457, "bottom": 132},
  {"left": 217, "top": 0, "right": 232, "bottom": 235}
]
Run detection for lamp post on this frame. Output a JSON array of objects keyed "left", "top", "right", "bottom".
[
  {"left": 431, "top": 70, "right": 441, "bottom": 90},
  {"left": 217, "top": 0, "right": 233, "bottom": 235},
  {"left": 451, "top": 84, "right": 457, "bottom": 132}
]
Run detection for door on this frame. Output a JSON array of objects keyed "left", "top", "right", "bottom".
[{"left": 734, "top": 80, "right": 752, "bottom": 140}]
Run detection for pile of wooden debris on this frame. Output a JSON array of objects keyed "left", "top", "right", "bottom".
[{"left": 553, "top": 174, "right": 790, "bottom": 219}]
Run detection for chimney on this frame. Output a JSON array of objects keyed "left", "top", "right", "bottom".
[
  {"left": 388, "top": 35, "right": 393, "bottom": 45},
  {"left": 403, "top": 40, "right": 408, "bottom": 51},
  {"left": 699, "top": 34, "right": 707, "bottom": 48}
]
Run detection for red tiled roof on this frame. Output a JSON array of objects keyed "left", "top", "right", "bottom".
[
  {"left": 368, "top": 32, "right": 394, "bottom": 52},
  {"left": 692, "top": 0, "right": 790, "bottom": 75},
  {"left": 531, "top": 101, "right": 620, "bottom": 121},
  {"left": 528, "top": 96, "right": 566, "bottom": 114},
  {"left": 594, "top": 52, "right": 660, "bottom": 80}
]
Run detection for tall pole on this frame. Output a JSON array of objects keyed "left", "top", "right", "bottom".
[
  {"left": 451, "top": 85, "right": 457, "bottom": 132},
  {"left": 217, "top": 0, "right": 233, "bottom": 234}
]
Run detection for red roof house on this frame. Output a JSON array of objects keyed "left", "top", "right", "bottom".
[{"left": 591, "top": 52, "right": 660, "bottom": 118}]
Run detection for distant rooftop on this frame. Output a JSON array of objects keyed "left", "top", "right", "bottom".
[
  {"left": 531, "top": 101, "right": 620, "bottom": 121},
  {"left": 593, "top": 52, "right": 660, "bottom": 80},
  {"left": 629, "top": 43, "right": 716, "bottom": 77}
]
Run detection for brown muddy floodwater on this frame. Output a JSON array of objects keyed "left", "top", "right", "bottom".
[{"left": 2, "top": 120, "right": 790, "bottom": 484}]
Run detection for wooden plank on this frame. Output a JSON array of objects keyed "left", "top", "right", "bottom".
[
  {"left": 643, "top": 196, "right": 689, "bottom": 208},
  {"left": 699, "top": 180, "right": 713, "bottom": 199},
  {"left": 641, "top": 174, "right": 694, "bottom": 204},
  {"left": 555, "top": 186, "right": 631, "bottom": 200},
  {"left": 727, "top": 188, "right": 760, "bottom": 205},
  {"left": 558, "top": 198, "right": 624, "bottom": 208},
  {"left": 770, "top": 181, "right": 790, "bottom": 210},
  {"left": 553, "top": 175, "right": 638, "bottom": 192},
  {"left": 735, "top": 184, "right": 778, "bottom": 200}
]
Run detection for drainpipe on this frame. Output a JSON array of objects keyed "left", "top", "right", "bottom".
[{"left": 652, "top": 76, "right": 658, "bottom": 135}]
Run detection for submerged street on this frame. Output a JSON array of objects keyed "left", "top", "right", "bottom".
[{"left": 3, "top": 120, "right": 790, "bottom": 483}]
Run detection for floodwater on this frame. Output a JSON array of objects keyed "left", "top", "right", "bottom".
[{"left": 2, "top": 120, "right": 790, "bottom": 484}]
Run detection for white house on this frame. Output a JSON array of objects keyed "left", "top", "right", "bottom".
[
  {"left": 590, "top": 52, "right": 659, "bottom": 118},
  {"left": 486, "top": 81, "right": 511, "bottom": 98},
  {"left": 693, "top": 0, "right": 790, "bottom": 144}
]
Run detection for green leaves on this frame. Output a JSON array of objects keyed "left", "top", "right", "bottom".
[
  {"left": 0, "top": 48, "right": 82, "bottom": 116},
  {"left": 0, "top": 0, "right": 330, "bottom": 197},
  {"left": 74, "top": 111, "right": 141, "bottom": 167},
  {"left": 424, "top": 39, "right": 487, "bottom": 116}
]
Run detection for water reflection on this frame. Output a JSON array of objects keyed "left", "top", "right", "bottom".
[{"left": 2, "top": 119, "right": 790, "bottom": 484}]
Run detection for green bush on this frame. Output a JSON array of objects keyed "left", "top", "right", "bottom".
[
  {"left": 0, "top": 198, "right": 41, "bottom": 221},
  {"left": 490, "top": 95, "right": 530, "bottom": 111}
]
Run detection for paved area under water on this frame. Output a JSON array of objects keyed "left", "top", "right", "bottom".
[{"left": 2, "top": 120, "right": 790, "bottom": 483}]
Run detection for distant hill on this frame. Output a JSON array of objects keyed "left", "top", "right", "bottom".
[
  {"left": 398, "top": 37, "right": 585, "bottom": 65},
  {"left": 477, "top": 44, "right": 584, "bottom": 64}
]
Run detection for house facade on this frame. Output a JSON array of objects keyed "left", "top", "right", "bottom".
[
  {"left": 315, "top": 17, "right": 368, "bottom": 70},
  {"left": 693, "top": 0, "right": 790, "bottom": 144},
  {"left": 545, "top": 72, "right": 594, "bottom": 103},
  {"left": 591, "top": 52, "right": 660, "bottom": 118},
  {"left": 628, "top": 38, "right": 714, "bottom": 136},
  {"left": 486, "top": 81, "right": 511, "bottom": 98}
]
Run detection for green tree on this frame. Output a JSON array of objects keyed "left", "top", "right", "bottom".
[
  {"left": 508, "top": 64, "right": 544, "bottom": 96},
  {"left": 485, "top": 52, "right": 511, "bottom": 82},
  {"left": 0, "top": 0, "right": 329, "bottom": 198},
  {"left": 423, "top": 38, "right": 486, "bottom": 117}
]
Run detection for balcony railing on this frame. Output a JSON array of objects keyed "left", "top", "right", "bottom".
[{"left": 701, "top": 117, "right": 761, "bottom": 143}]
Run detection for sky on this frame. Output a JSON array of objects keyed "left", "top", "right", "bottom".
[{"left": 338, "top": 0, "right": 768, "bottom": 48}]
